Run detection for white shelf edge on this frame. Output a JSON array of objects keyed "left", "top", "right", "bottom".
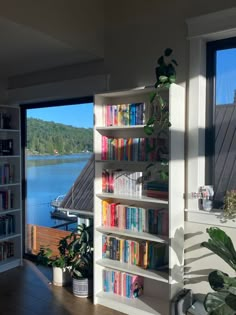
[
  {"left": 0, "top": 155, "right": 20, "bottom": 159},
  {"left": 0, "top": 182, "right": 21, "bottom": 187},
  {"left": 0, "top": 233, "right": 21, "bottom": 241},
  {"left": 0, "top": 257, "right": 22, "bottom": 272},
  {"left": 96, "top": 226, "right": 169, "bottom": 243},
  {"left": 96, "top": 125, "right": 146, "bottom": 131},
  {"left": 96, "top": 193, "right": 168, "bottom": 205},
  {"left": 0, "top": 129, "right": 19, "bottom": 133},
  {"left": 185, "top": 209, "right": 236, "bottom": 228},
  {"left": 96, "top": 258, "right": 169, "bottom": 283},
  {"left": 0, "top": 208, "right": 21, "bottom": 214},
  {"left": 96, "top": 291, "right": 169, "bottom": 315}
]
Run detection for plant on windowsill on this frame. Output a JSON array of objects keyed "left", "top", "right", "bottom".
[
  {"left": 201, "top": 227, "right": 236, "bottom": 314},
  {"left": 144, "top": 48, "right": 178, "bottom": 181},
  {"left": 70, "top": 223, "right": 93, "bottom": 298},
  {"left": 223, "top": 190, "right": 236, "bottom": 219}
]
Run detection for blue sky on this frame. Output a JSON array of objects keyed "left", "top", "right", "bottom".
[
  {"left": 216, "top": 48, "right": 236, "bottom": 105},
  {"left": 27, "top": 103, "right": 94, "bottom": 128}
]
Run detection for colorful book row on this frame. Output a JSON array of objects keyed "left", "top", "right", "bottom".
[
  {"left": 102, "top": 235, "right": 167, "bottom": 270},
  {"left": 103, "top": 269, "right": 144, "bottom": 299},
  {"left": 104, "top": 103, "right": 146, "bottom": 127},
  {"left": 0, "top": 190, "right": 14, "bottom": 210},
  {"left": 102, "top": 136, "right": 167, "bottom": 161},
  {"left": 0, "top": 214, "right": 16, "bottom": 236},
  {"left": 0, "top": 241, "right": 14, "bottom": 261},
  {"left": 0, "top": 163, "right": 14, "bottom": 185},
  {"left": 101, "top": 200, "right": 168, "bottom": 236},
  {"left": 102, "top": 169, "right": 143, "bottom": 196}
]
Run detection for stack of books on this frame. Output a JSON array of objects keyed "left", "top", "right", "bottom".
[{"left": 145, "top": 181, "right": 168, "bottom": 200}]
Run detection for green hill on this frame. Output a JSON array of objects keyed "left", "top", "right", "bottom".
[{"left": 27, "top": 118, "right": 93, "bottom": 155}]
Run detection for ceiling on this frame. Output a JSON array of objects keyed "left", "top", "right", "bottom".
[{"left": 0, "top": 1, "right": 104, "bottom": 78}]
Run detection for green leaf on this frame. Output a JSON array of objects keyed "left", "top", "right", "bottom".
[
  {"left": 204, "top": 292, "right": 236, "bottom": 315},
  {"left": 164, "top": 48, "right": 173, "bottom": 56},
  {"left": 144, "top": 125, "right": 154, "bottom": 135},
  {"left": 169, "top": 75, "right": 176, "bottom": 83},
  {"left": 146, "top": 116, "right": 155, "bottom": 126},
  {"left": 202, "top": 227, "right": 236, "bottom": 271},
  {"left": 159, "top": 75, "right": 168, "bottom": 83},
  {"left": 171, "top": 59, "right": 178, "bottom": 66},
  {"left": 225, "top": 293, "right": 236, "bottom": 310},
  {"left": 149, "top": 92, "right": 156, "bottom": 103},
  {"left": 157, "top": 56, "right": 164, "bottom": 65}
]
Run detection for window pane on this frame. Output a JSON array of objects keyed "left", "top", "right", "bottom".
[{"left": 214, "top": 48, "right": 236, "bottom": 207}]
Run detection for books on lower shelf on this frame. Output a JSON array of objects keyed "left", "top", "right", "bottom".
[
  {"left": 103, "top": 269, "right": 144, "bottom": 299},
  {"left": 101, "top": 136, "right": 167, "bottom": 161},
  {"left": 0, "top": 214, "right": 15, "bottom": 236},
  {"left": 0, "top": 241, "right": 14, "bottom": 261},
  {"left": 101, "top": 200, "right": 168, "bottom": 236},
  {"left": 104, "top": 103, "right": 146, "bottom": 127},
  {"left": 0, "top": 163, "right": 14, "bottom": 184},
  {"left": 0, "top": 190, "right": 13, "bottom": 210},
  {"left": 102, "top": 234, "right": 168, "bottom": 270},
  {"left": 0, "top": 139, "right": 13, "bottom": 156}
]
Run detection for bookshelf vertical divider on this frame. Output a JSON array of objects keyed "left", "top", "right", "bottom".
[
  {"left": 94, "top": 85, "right": 185, "bottom": 315},
  {"left": 0, "top": 105, "right": 22, "bottom": 273}
]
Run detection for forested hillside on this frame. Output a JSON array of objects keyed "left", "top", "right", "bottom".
[{"left": 27, "top": 118, "right": 93, "bottom": 155}]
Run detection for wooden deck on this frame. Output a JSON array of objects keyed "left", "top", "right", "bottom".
[{"left": 26, "top": 224, "right": 71, "bottom": 256}]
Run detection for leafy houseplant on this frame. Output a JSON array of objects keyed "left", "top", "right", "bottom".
[
  {"left": 201, "top": 227, "right": 236, "bottom": 314},
  {"left": 70, "top": 223, "right": 93, "bottom": 297},
  {"left": 37, "top": 230, "right": 81, "bottom": 286},
  {"left": 144, "top": 48, "right": 178, "bottom": 181}
]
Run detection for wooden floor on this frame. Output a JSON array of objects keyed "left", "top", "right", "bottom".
[{"left": 0, "top": 259, "right": 124, "bottom": 315}]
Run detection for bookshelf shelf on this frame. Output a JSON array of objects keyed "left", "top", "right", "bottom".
[
  {"left": 96, "top": 226, "right": 169, "bottom": 243},
  {"left": 94, "top": 85, "right": 185, "bottom": 314},
  {"left": 96, "top": 192, "right": 168, "bottom": 206},
  {"left": 96, "top": 258, "right": 169, "bottom": 282},
  {"left": 96, "top": 291, "right": 169, "bottom": 315},
  {"left": 0, "top": 105, "right": 22, "bottom": 273}
]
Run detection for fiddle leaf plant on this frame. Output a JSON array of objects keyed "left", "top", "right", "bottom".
[{"left": 201, "top": 227, "right": 236, "bottom": 314}]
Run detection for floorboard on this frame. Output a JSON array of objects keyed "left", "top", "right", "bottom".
[{"left": 0, "top": 259, "right": 124, "bottom": 315}]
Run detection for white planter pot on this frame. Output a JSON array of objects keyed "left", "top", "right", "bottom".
[
  {"left": 72, "top": 277, "right": 93, "bottom": 298},
  {"left": 53, "top": 266, "right": 71, "bottom": 286}
]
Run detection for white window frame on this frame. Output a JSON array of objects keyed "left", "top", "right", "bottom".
[{"left": 186, "top": 7, "right": 236, "bottom": 226}]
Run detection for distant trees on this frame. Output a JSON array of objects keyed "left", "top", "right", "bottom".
[{"left": 27, "top": 118, "right": 93, "bottom": 155}]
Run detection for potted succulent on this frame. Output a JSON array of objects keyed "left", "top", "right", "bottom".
[
  {"left": 37, "top": 232, "right": 79, "bottom": 286},
  {"left": 70, "top": 223, "right": 93, "bottom": 298}
]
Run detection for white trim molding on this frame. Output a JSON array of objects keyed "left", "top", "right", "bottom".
[{"left": 186, "top": 8, "right": 236, "bottom": 219}]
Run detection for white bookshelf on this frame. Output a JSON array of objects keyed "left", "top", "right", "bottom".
[
  {"left": 94, "top": 85, "right": 185, "bottom": 315},
  {"left": 0, "top": 105, "right": 22, "bottom": 273}
]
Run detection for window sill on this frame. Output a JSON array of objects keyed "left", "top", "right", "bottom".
[{"left": 185, "top": 209, "right": 236, "bottom": 228}]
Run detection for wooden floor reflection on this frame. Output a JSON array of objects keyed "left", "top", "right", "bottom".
[{"left": 0, "top": 259, "right": 124, "bottom": 315}]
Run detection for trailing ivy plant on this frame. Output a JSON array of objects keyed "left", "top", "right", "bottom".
[
  {"left": 201, "top": 227, "right": 236, "bottom": 314},
  {"left": 144, "top": 48, "right": 178, "bottom": 137},
  {"left": 144, "top": 48, "right": 178, "bottom": 181}
]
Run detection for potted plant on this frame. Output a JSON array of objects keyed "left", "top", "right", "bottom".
[
  {"left": 201, "top": 227, "right": 236, "bottom": 314},
  {"left": 37, "top": 232, "right": 78, "bottom": 286},
  {"left": 70, "top": 223, "right": 93, "bottom": 298}
]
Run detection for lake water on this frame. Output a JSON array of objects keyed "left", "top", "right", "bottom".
[{"left": 26, "top": 153, "right": 92, "bottom": 228}]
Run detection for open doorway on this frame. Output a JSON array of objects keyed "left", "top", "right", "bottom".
[{"left": 20, "top": 98, "right": 93, "bottom": 256}]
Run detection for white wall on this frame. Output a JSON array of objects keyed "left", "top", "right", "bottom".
[{"left": 185, "top": 222, "right": 236, "bottom": 302}]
